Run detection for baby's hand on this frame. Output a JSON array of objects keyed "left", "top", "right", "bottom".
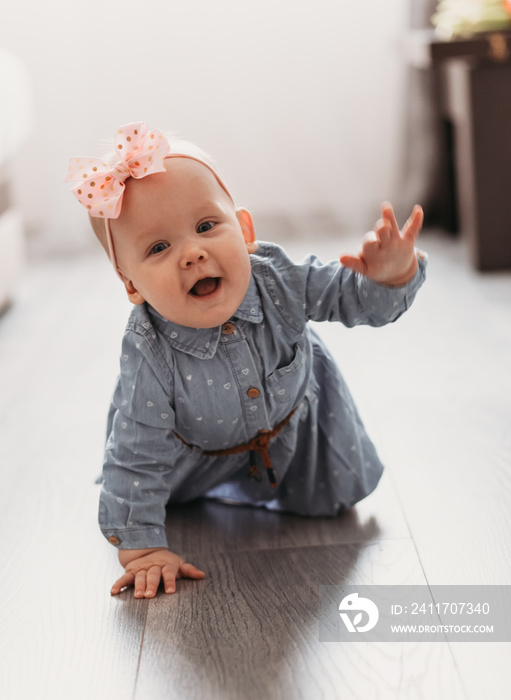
[
  {"left": 340, "top": 203, "right": 423, "bottom": 286},
  {"left": 111, "top": 547, "right": 205, "bottom": 598}
]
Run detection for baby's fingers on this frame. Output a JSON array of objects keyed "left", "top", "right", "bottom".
[
  {"left": 339, "top": 254, "right": 367, "bottom": 276},
  {"left": 161, "top": 564, "right": 178, "bottom": 594},
  {"left": 111, "top": 571, "right": 135, "bottom": 595},
  {"left": 162, "top": 561, "right": 205, "bottom": 595},
  {"left": 402, "top": 205, "right": 424, "bottom": 242},
  {"left": 373, "top": 222, "right": 391, "bottom": 247},
  {"left": 133, "top": 570, "right": 148, "bottom": 598},
  {"left": 179, "top": 562, "right": 206, "bottom": 580},
  {"left": 143, "top": 565, "right": 164, "bottom": 598},
  {"left": 381, "top": 202, "right": 400, "bottom": 237}
]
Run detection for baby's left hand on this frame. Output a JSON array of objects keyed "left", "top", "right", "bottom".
[{"left": 340, "top": 203, "right": 423, "bottom": 287}]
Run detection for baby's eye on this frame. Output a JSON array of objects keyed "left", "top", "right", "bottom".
[
  {"left": 197, "top": 221, "right": 215, "bottom": 234},
  {"left": 150, "top": 242, "right": 169, "bottom": 255}
]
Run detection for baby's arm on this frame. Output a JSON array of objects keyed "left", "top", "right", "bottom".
[
  {"left": 340, "top": 203, "right": 423, "bottom": 286},
  {"left": 111, "top": 547, "right": 205, "bottom": 598}
]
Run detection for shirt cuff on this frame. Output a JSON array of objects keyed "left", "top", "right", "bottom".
[
  {"left": 363, "top": 248, "right": 426, "bottom": 290},
  {"left": 101, "top": 526, "right": 169, "bottom": 549},
  {"left": 356, "top": 250, "right": 427, "bottom": 321}
]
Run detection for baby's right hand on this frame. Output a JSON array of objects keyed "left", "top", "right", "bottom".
[{"left": 111, "top": 547, "right": 205, "bottom": 598}]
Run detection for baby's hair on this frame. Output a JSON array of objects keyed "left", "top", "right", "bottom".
[{"left": 89, "top": 131, "right": 218, "bottom": 259}]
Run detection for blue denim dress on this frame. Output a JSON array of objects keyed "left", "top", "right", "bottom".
[{"left": 99, "top": 241, "right": 427, "bottom": 549}]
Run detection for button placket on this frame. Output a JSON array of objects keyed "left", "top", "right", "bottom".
[{"left": 220, "top": 327, "right": 269, "bottom": 433}]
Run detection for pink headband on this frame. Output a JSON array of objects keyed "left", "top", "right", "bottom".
[{"left": 65, "top": 121, "right": 233, "bottom": 276}]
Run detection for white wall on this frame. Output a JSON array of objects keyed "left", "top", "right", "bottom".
[{"left": 0, "top": 0, "right": 409, "bottom": 247}]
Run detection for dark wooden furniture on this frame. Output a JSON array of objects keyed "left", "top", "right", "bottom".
[{"left": 405, "top": 29, "right": 511, "bottom": 270}]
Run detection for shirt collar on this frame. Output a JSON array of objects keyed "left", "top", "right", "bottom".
[
  {"left": 232, "top": 274, "right": 263, "bottom": 324},
  {"left": 148, "top": 274, "right": 263, "bottom": 359}
]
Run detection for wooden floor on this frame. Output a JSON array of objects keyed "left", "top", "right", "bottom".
[{"left": 0, "top": 230, "right": 510, "bottom": 699}]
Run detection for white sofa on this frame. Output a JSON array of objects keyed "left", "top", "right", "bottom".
[{"left": 0, "top": 48, "right": 32, "bottom": 312}]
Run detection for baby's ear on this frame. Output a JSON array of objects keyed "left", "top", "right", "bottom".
[
  {"left": 122, "top": 277, "right": 146, "bottom": 306},
  {"left": 236, "top": 208, "right": 258, "bottom": 253}
]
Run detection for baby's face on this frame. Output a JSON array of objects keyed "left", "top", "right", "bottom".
[{"left": 111, "top": 158, "right": 256, "bottom": 328}]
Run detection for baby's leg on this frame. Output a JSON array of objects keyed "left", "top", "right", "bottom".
[{"left": 263, "top": 334, "right": 384, "bottom": 517}]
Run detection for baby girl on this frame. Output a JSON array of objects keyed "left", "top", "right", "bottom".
[{"left": 66, "top": 122, "right": 426, "bottom": 598}]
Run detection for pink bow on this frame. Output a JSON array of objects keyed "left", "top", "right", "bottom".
[{"left": 65, "top": 122, "right": 170, "bottom": 218}]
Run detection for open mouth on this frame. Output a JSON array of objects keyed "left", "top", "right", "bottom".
[{"left": 189, "top": 277, "right": 221, "bottom": 297}]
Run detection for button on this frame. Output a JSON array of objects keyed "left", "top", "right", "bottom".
[
  {"left": 108, "top": 536, "right": 120, "bottom": 546},
  {"left": 247, "top": 387, "right": 260, "bottom": 399},
  {"left": 222, "top": 322, "right": 235, "bottom": 335}
]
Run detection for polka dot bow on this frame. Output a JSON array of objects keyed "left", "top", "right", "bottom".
[{"left": 65, "top": 122, "right": 170, "bottom": 218}]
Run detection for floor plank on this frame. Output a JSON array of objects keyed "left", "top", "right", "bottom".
[
  {"left": 135, "top": 540, "right": 466, "bottom": 700},
  {"left": 0, "top": 478, "right": 147, "bottom": 700}
]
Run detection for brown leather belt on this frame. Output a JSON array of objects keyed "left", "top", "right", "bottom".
[{"left": 175, "top": 408, "right": 297, "bottom": 488}]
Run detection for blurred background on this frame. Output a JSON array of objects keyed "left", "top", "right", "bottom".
[{"left": 1, "top": 0, "right": 414, "bottom": 256}]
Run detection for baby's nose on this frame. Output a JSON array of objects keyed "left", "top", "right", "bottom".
[
  {"left": 181, "top": 245, "right": 208, "bottom": 268},
  {"left": 185, "top": 254, "right": 205, "bottom": 267}
]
